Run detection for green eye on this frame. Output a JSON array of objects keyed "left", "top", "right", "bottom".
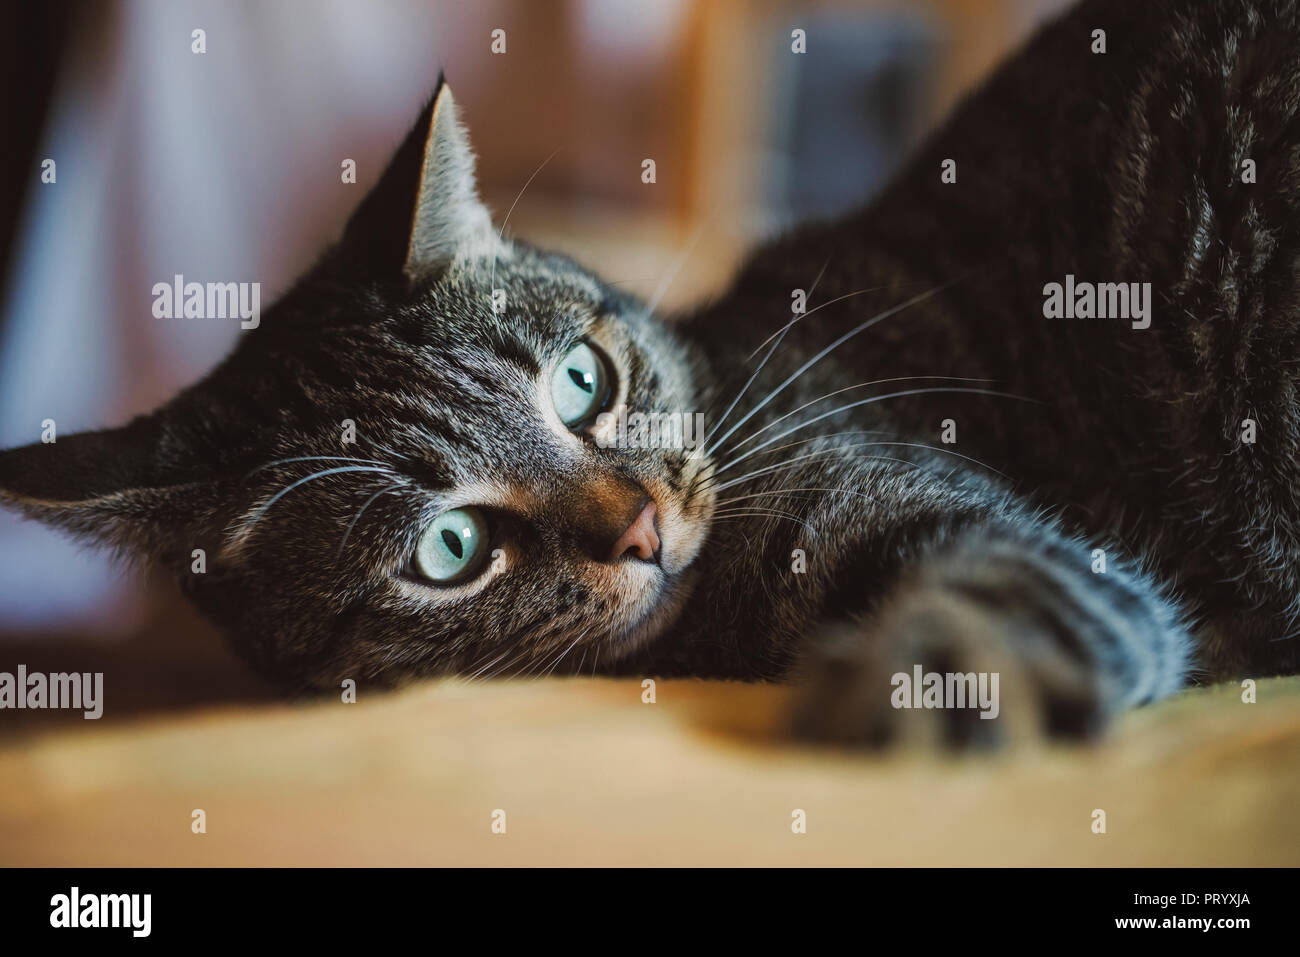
[
  {"left": 414, "top": 507, "right": 491, "bottom": 584},
  {"left": 550, "top": 341, "right": 611, "bottom": 427}
]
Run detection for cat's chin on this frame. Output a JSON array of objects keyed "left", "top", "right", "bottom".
[{"left": 605, "top": 566, "right": 696, "bottom": 660}]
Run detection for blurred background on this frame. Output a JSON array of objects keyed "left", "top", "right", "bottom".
[{"left": 0, "top": 0, "right": 1073, "bottom": 722}]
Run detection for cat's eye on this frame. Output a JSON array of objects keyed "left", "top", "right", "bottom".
[
  {"left": 414, "top": 507, "right": 491, "bottom": 584},
  {"left": 550, "top": 341, "right": 612, "bottom": 428}
]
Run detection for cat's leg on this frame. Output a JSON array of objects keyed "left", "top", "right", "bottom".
[{"left": 789, "top": 521, "right": 1191, "bottom": 748}]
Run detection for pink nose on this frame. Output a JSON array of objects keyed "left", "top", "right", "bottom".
[{"left": 608, "top": 500, "right": 660, "bottom": 563}]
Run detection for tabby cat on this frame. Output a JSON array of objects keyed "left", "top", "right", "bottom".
[{"left": 4, "top": 0, "right": 1299, "bottom": 745}]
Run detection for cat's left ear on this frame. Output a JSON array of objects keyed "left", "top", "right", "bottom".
[
  {"left": 341, "top": 77, "right": 498, "bottom": 285},
  {"left": 0, "top": 411, "right": 225, "bottom": 563}
]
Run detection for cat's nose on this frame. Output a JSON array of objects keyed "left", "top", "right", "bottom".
[{"left": 608, "top": 499, "right": 660, "bottom": 564}]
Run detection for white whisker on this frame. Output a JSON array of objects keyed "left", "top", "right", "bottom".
[
  {"left": 717, "top": 387, "right": 1037, "bottom": 475},
  {"left": 744, "top": 256, "right": 832, "bottom": 362},
  {"left": 490, "top": 147, "right": 561, "bottom": 299},
  {"left": 713, "top": 375, "right": 992, "bottom": 467},
  {"left": 698, "top": 257, "right": 834, "bottom": 458},
  {"left": 712, "top": 434, "right": 1008, "bottom": 488},
  {"left": 247, "top": 465, "right": 394, "bottom": 527},
  {"left": 698, "top": 282, "right": 889, "bottom": 460},
  {"left": 542, "top": 628, "right": 591, "bottom": 678},
  {"left": 710, "top": 508, "right": 817, "bottom": 533},
  {"left": 715, "top": 486, "right": 882, "bottom": 508},
  {"left": 245, "top": 455, "right": 388, "bottom": 480},
  {"left": 641, "top": 216, "right": 713, "bottom": 320},
  {"left": 337, "top": 480, "right": 404, "bottom": 558},
  {"left": 712, "top": 451, "right": 923, "bottom": 495},
  {"left": 700, "top": 283, "right": 953, "bottom": 458}
]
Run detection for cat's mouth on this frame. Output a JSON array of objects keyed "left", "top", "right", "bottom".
[
  {"left": 599, "top": 463, "right": 715, "bottom": 655},
  {"left": 646, "top": 459, "right": 715, "bottom": 577},
  {"left": 608, "top": 570, "right": 693, "bottom": 657}
]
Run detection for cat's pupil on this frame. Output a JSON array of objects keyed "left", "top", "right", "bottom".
[
  {"left": 568, "top": 368, "right": 594, "bottom": 393},
  {"left": 441, "top": 528, "right": 464, "bottom": 559}
]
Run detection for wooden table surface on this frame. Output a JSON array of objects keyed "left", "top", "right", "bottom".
[{"left": 1, "top": 675, "right": 1296, "bottom": 866}]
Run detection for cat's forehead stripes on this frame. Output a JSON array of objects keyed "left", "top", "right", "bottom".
[{"left": 487, "top": 331, "right": 543, "bottom": 377}]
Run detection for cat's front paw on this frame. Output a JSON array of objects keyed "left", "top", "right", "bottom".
[{"left": 788, "top": 582, "right": 1112, "bottom": 750}]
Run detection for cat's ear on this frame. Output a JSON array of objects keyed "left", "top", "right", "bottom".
[
  {"left": 0, "top": 415, "right": 221, "bottom": 561},
  {"left": 341, "top": 77, "right": 497, "bottom": 285}
]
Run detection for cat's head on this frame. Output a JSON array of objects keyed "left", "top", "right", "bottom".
[{"left": 0, "top": 81, "right": 717, "bottom": 689}]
